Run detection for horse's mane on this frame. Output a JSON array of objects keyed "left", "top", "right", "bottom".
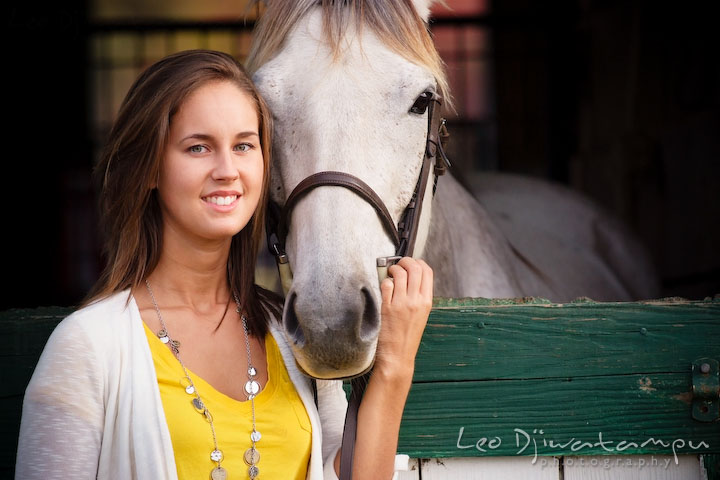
[{"left": 246, "top": 0, "right": 451, "bottom": 106}]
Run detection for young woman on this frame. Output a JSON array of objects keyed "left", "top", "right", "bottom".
[{"left": 16, "top": 50, "right": 432, "bottom": 480}]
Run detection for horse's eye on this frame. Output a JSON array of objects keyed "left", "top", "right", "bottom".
[{"left": 409, "top": 92, "right": 432, "bottom": 114}]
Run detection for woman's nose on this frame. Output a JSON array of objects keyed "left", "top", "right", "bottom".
[{"left": 212, "top": 150, "right": 239, "bottom": 181}]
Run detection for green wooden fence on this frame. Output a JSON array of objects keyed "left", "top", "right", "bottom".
[{"left": 3, "top": 297, "right": 719, "bottom": 478}]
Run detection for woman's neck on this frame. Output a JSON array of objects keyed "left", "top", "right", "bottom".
[{"left": 147, "top": 231, "right": 233, "bottom": 313}]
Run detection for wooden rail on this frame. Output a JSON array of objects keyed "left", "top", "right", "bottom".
[{"left": 2, "top": 298, "right": 719, "bottom": 478}]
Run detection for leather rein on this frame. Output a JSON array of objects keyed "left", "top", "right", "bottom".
[{"left": 264, "top": 90, "right": 450, "bottom": 479}]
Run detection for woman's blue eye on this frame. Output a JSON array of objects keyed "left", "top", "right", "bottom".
[
  {"left": 189, "top": 145, "right": 208, "bottom": 153},
  {"left": 235, "top": 143, "right": 253, "bottom": 152}
]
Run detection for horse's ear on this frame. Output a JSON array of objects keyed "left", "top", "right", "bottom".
[{"left": 410, "top": 0, "right": 435, "bottom": 21}]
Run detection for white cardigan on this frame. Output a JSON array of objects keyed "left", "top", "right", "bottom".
[{"left": 15, "top": 291, "right": 347, "bottom": 479}]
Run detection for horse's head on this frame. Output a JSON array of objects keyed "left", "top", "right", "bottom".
[{"left": 249, "top": 0, "right": 447, "bottom": 378}]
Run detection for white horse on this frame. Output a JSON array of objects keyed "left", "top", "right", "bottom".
[{"left": 247, "top": 0, "right": 658, "bottom": 379}]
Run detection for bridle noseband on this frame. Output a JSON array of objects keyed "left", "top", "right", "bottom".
[
  {"left": 265, "top": 91, "right": 450, "bottom": 292},
  {"left": 264, "top": 90, "right": 450, "bottom": 480}
]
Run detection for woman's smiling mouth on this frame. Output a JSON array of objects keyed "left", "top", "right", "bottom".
[{"left": 203, "top": 194, "right": 238, "bottom": 206}]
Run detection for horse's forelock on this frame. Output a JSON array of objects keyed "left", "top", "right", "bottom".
[{"left": 246, "top": 0, "right": 451, "bottom": 108}]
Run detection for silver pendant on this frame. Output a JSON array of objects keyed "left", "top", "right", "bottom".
[
  {"left": 251, "top": 430, "right": 262, "bottom": 442},
  {"left": 245, "top": 380, "right": 260, "bottom": 396},
  {"left": 249, "top": 465, "right": 260, "bottom": 479},
  {"left": 244, "top": 447, "right": 260, "bottom": 465},
  {"left": 192, "top": 397, "right": 204, "bottom": 411},
  {"left": 248, "top": 366, "right": 257, "bottom": 376},
  {"left": 185, "top": 385, "right": 195, "bottom": 395},
  {"left": 210, "top": 449, "right": 223, "bottom": 462},
  {"left": 210, "top": 466, "right": 227, "bottom": 480}
]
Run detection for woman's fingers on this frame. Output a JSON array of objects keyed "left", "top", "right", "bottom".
[
  {"left": 387, "top": 263, "right": 407, "bottom": 300},
  {"left": 376, "top": 257, "right": 434, "bottom": 376},
  {"left": 399, "top": 257, "right": 423, "bottom": 299},
  {"left": 387, "top": 258, "right": 428, "bottom": 302},
  {"left": 417, "top": 259, "right": 434, "bottom": 300},
  {"left": 380, "top": 277, "right": 394, "bottom": 304}
]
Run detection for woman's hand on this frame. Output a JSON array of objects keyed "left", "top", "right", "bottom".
[
  {"left": 375, "top": 257, "right": 433, "bottom": 380},
  {"left": 333, "top": 257, "right": 433, "bottom": 479}
]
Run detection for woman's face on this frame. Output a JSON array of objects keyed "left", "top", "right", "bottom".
[{"left": 158, "top": 80, "right": 264, "bottom": 245}]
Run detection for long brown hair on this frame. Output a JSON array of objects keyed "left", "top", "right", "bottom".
[{"left": 86, "top": 49, "right": 279, "bottom": 336}]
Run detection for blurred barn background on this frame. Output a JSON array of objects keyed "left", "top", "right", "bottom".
[{"left": 3, "top": 0, "right": 718, "bottom": 309}]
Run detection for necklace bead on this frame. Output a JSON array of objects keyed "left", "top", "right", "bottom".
[
  {"left": 249, "top": 465, "right": 260, "bottom": 479},
  {"left": 244, "top": 447, "right": 261, "bottom": 465},
  {"left": 210, "top": 466, "right": 228, "bottom": 480},
  {"left": 245, "top": 380, "right": 261, "bottom": 396}
]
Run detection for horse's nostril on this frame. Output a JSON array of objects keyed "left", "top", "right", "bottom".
[
  {"left": 284, "top": 292, "right": 306, "bottom": 347},
  {"left": 359, "top": 287, "right": 380, "bottom": 342}
]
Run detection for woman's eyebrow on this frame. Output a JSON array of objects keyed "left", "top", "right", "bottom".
[
  {"left": 180, "top": 131, "right": 259, "bottom": 142},
  {"left": 180, "top": 133, "right": 213, "bottom": 142},
  {"left": 236, "top": 131, "right": 260, "bottom": 139}
]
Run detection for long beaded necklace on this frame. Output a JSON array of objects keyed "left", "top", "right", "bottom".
[{"left": 145, "top": 280, "right": 262, "bottom": 480}]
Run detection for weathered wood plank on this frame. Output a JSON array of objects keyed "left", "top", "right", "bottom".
[
  {"left": 398, "top": 374, "right": 718, "bottom": 458},
  {"left": 419, "top": 456, "right": 560, "bottom": 479},
  {"left": 0, "top": 397, "right": 21, "bottom": 474},
  {"left": 410, "top": 455, "right": 704, "bottom": 479},
  {"left": 563, "top": 455, "right": 701, "bottom": 480},
  {"left": 1, "top": 300, "right": 719, "bottom": 478},
  {"left": 411, "top": 455, "right": 704, "bottom": 479},
  {"left": 417, "top": 299, "right": 720, "bottom": 381},
  {"left": 396, "top": 458, "right": 420, "bottom": 480},
  {"left": 396, "top": 298, "right": 720, "bottom": 459},
  {"left": 703, "top": 454, "right": 719, "bottom": 480}
]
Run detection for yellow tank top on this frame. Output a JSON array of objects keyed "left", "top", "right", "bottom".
[{"left": 144, "top": 322, "right": 312, "bottom": 480}]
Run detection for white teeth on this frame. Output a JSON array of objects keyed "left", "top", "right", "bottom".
[{"left": 204, "top": 195, "right": 237, "bottom": 206}]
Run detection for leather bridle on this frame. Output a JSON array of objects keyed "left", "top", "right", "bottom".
[
  {"left": 264, "top": 90, "right": 450, "bottom": 479},
  {"left": 266, "top": 90, "right": 449, "bottom": 289}
]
